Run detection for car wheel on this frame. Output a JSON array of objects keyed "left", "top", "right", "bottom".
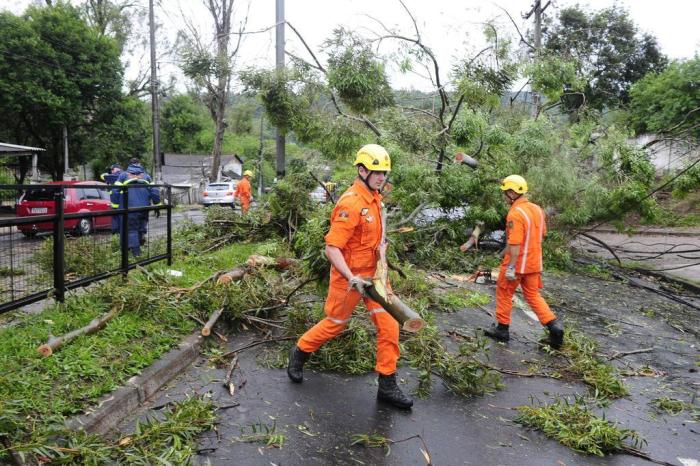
[{"left": 76, "top": 218, "right": 92, "bottom": 236}]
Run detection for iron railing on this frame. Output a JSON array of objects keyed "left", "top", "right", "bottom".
[{"left": 0, "top": 183, "right": 172, "bottom": 314}]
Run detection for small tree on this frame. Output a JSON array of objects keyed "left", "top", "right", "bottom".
[{"left": 178, "top": 0, "right": 247, "bottom": 181}]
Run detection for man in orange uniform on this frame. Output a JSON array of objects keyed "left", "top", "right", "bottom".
[
  {"left": 234, "top": 170, "right": 253, "bottom": 213},
  {"left": 287, "top": 144, "right": 413, "bottom": 409},
  {"left": 485, "top": 175, "right": 565, "bottom": 349}
]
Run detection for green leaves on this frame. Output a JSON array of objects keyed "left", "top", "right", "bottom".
[
  {"left": 515, "top": 396, "right": 645, "bottom": 456},
  {"left": 325, "top": 28, "right": 394, "bottom": 114}
]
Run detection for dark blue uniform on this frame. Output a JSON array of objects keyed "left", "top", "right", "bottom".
[
  {"left": 101, "top": 171, "right": 122, "bottom": 233},
  {"left": 118, "top": 176, "right": 160, "bottom": 256}
]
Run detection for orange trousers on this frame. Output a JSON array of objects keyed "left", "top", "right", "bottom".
[
  {"left": 297, "top": 274, "right": 400, "bottom": 376},
  {"left": 240, "top": 197, "right": 250, "bottom": 214},
  {"left": 495, "top": 269, "right": 556, "bottom": 326}
]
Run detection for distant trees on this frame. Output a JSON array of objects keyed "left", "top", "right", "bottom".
[
  {"left": 542, "top": 5, "right": 667, "bottom": 110},
  {"left": 0, "top": 3, "right": 147, "bottom": 180},
  {"left": 629, "top": 57, "right": 700, "bottom": 139}
]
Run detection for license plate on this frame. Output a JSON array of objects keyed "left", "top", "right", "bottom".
[{"left": 31, "top": 207, "right": 48, "bottom": 214}]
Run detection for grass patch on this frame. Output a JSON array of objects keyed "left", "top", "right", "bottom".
[
  {"left": 0, "top": 266, "right": 24, "bottom": 277},
  {"left": 10, "top": 396, "right": 216, "bottom": 464},
  {"left": 0, "top": 237, "right": 275, "bottom": 463},
  {"left": 431, "top": 289, "right": 491, "bottom": 312},
  {"left": 515, "top": 396, "right": 645, "bottom": 457},
  {"left": 555, "top": 329, "right": 629, "bottom": 400}
]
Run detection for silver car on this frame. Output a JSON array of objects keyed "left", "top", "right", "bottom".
[{"left": 202, "top": 181, "right": 238, "bottom": 208}]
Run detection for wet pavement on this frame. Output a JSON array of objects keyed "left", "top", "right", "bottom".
[
  {"left": 573, "top": 228, "right": 700, "bottom": 287},
  {"left": 122, "top": 269, "right": 699, "bottom": 465}
]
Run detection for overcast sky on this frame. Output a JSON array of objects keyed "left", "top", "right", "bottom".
[{"left": 4, "top": 0, "right": 700, "bottom": 92}]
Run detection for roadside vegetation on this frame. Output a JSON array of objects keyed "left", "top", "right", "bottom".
[{"left": 1, "top": 0, "right": 698, "bottom": 463}]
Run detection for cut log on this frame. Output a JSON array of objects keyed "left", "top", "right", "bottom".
[
  {"left": 365, "top": 284, "right": 426, "bottom": 333},
  {"left": 216, "top": 266, "right": 250, "bottom": 285},
  {"left": 246, "top": 254, "right": 298, "bottom": 269},
  {"left": 202, "top": 307, "right": 224, "bottom": 337},
  {"left": 37, "top": 306, "right": 121, "bottom": 357}
]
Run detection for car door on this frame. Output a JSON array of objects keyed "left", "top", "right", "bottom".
[{"left": 82, "top": 187, "right": 111, "bottom": 228}]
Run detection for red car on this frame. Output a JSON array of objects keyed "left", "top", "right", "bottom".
[{"left": 16, "top": 181, "right": 113, "bottom": 237}]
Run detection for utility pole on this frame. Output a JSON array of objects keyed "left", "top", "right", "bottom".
[
  {"left": 149, "top": 0, "right": 162, "bottom": 182},
  {"left": 524, "top": 0, "right": 551, "bottom": 116},
  {"left": 62, "top": 124, "right": 69, "bottom": 180},
  {"left": 275, "top": 0, "right": 285, "bottom": 179}
]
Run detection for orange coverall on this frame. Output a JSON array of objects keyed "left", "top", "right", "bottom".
[
  {"left": 297, "top": 179, "right": 400, "bottom": 375},
  {"left": 234, "top": 177, "right": 252, "bottom": 213},
  {"left": 496, "top": 197, "right": 556, "bottom": 326}
]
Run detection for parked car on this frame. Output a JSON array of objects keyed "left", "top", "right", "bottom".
[
  {"left": 16, "top": 181, "right": 113, "bottom": 237},
  {"left": 201, "top": 181, "right": 238, "bottom": 208}
]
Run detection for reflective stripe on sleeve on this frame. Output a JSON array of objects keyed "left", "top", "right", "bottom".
[
  {"left": 368, "top": 309, "right": 387, "bottom": 316},
  {"left": 515, "top": 206, "right": 532, "bottom": 274}
]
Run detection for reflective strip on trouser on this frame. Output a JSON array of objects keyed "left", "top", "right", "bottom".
[
  {"left": 495, "top": 270, "right": 555, "bottom": 325},
  {"left": 297, "top": 281, "right": 400, "bottom": 375}
]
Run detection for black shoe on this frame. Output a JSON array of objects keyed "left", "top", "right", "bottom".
[
  {"left": 377, "top": 373, "right": 413, "bottom": 409},
  {"left": 484, "top": 323, "right": 510, "bottom": 342},
  {"left": 546, "top": 319, "right": 564, "bottom": 349},
  {"left": 287, "top": 346, "right": 310, "bottom": 383}
]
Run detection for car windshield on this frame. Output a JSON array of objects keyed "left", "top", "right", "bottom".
[
  {"left": 23, "top": 187, "right": 59, "bottom": 201},
  {"left": 207, "top": 184, "right": 230, "bottom": 191}
]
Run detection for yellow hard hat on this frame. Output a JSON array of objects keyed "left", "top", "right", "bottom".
[
  {"left": 500, "top": 175, "right": 528, "bottom": 194},
  {"left": 353, "top": 144, "right": 391, "bottom": 171},
  {"left": 243, "top": 170, "right": 253, "bottom": 177}
]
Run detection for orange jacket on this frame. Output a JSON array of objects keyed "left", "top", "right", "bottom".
[
  {"left": 503, "top": 197, "right": 547, "bottom": 274},
  {"left": 325, "top": 179, "right": 383, "bottom": 276},
  {"left": 234, "top": 177, "right": 252, "bottom": 201}
]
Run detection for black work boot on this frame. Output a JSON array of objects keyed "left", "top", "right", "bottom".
[
  {"left": 546, "top": 319, "right": 565, "bottom": 349},
  {"left": 287, "top": 346, "right": 310, "bottom": 383},
  {"left": 377, "top": 373, "right": 413, "bottom": 409},
  {"left": 484, "top": 323, "right": 510, "bottom": 342}
]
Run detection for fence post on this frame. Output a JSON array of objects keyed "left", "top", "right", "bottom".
[
  {"left": 53, "top": 187, "right": 65, "bottom": 302},
  {"left": 120, "top": 187, "right": 129, "bottom": 277},
  {"left": 166, "top": 185, "right": 172, "bottom": 266}
]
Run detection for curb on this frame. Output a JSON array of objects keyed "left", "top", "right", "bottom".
[{"left": 65, "top": 333, "right": 203, "bottom": 435}]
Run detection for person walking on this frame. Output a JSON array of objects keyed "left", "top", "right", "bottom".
[
  {"left": 118, "top": 165, "right": 160, "bottom": 256},
  {"left": 287, "top": 144, "right": 413, "bottom": 410},
  {"left": 484, "top": 175, "right": 564, "bottom": 349},
  {"left": 234, "top": 170, "right": 253, "bottom": 214}
]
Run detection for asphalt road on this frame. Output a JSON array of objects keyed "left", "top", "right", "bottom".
[{"left": 122, "top": 270, "right": 700, "bottom": 466}]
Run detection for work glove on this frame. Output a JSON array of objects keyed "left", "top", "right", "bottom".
[
  {"left": 348, "top": 276, "right": 372, "bottom": 296},
  {"left": 505, "top": 265, "right": 516, "bottom": 281}
]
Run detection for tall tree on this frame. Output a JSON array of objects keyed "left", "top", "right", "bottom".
[
  {"left": 161, "top": 93, "right": 209, "bottom": 153},
  {"left": 629, "top": 58, "right": 700, "bottom": 139},
  {"left": 178, "top": 0, "right": 247, "bottom": 181},
  {"left": 542, "top": 5, "right": 667, "bottom": 109},
  {"left": 0, "top": 4, "right": 126, "bottom": 180}
]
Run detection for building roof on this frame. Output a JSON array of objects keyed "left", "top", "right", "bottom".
[{"left": 0, "top": 142, "right": 45, "bottom": 156}]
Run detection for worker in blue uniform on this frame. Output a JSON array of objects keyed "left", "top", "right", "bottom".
[{"left": 119, "top": 165, "right": 160, "bottom": 256}]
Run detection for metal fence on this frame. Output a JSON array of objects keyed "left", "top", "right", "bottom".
[{"left": 0, "top": 183, "right": 172, "bottom": 314}]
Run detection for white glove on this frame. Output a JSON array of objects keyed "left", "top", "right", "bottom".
[
  {"left": 348, "top": 276, "right": 372, "bottom": 295},
  {"left": 505, "top": 265, "right": 516, "bottom": 281}
]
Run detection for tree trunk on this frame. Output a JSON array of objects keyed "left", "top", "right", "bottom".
[{"left": 202, "top": 307, "right": 224, "bottom": 336}]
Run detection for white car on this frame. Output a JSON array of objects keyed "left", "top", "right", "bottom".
[
  {"left": 309, "top": 186, "right": 328, "bottom": 203},
  {"left": 202, "top": 181, "right": 238, "bottom": 208}
]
